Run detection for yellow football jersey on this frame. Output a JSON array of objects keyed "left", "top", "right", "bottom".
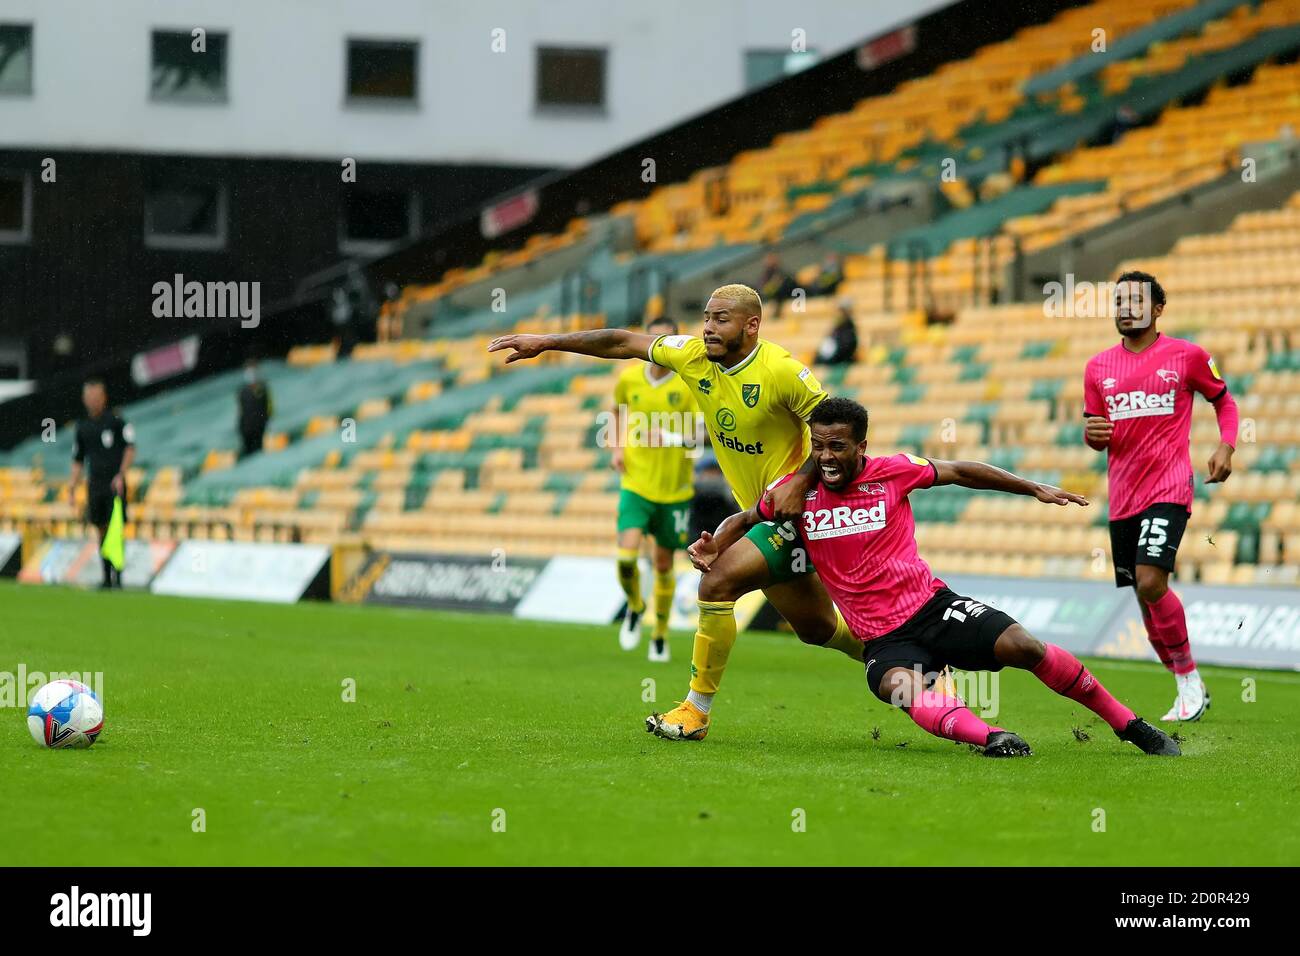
[
  {"left": 647, "top": 334, "right": 826, "bottom": 509},
  {"left": 613, "top": 363, "right": 699, "bottom": 504}
]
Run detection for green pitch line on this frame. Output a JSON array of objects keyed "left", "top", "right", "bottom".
[{"left": 0, "top": 581, "right": 1295, "bottom": 866}]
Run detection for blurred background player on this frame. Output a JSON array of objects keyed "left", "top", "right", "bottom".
[
  {"left": 67, "top": 378, "right": 135, "bottom": 589},
  {"left": 237, "top": 358, "right": 273, "bottom": 460},
  {"left": 692, "top": 397, "right": 1181, "bottom": 757},
  {"left": 610, "top": 317, "right": 701, "bottom": 661},
  {"left": 1084, "top": 271, "right": 1239, "bottom": 723},
  {"left": 489, "top": 284, "right": 864, "bottom": 742}
]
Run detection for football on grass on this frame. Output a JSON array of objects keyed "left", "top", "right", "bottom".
[{"left": 27, "top": 679, "right": 104, "bottom": 749}]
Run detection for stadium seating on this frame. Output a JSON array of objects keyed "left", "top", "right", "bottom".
[
  {"left": 393, "top": 0, "right": 1300, "bottom": 334},
  {"left": 5, "top": 0, "right": 1300, "bottom": 586}
]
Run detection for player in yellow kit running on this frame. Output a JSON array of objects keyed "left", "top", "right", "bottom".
[
  {"left": 610, "top": 317, "right": 702, "bottom": 662},
  {"left": 489, "top": 284, "right": 862, "bottom": 741}
]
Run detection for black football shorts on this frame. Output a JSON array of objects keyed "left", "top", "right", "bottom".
[
  {"left": 864, "top": 587, "right": 1017, "bottom": 700},
  {"left": 1108, "top": 501, "right": 1189, "bottom": 588}
]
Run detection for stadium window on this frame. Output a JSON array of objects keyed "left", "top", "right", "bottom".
[
  {"left": 150, "top": 29, "right": 228, "bottom": 102},
  {"left": 743, "top": 49, "right": 819, "bottom": 91},
  {"left": 143, "top": 181, "right": 228, "bottom": 250},
  {"left": 346, "top": 39, "right": 418, "bottom": 104},
  {"left": 536, "top": 46, "right": 606, "bottom": 112},
  {"left": 338, "top": 188, "right": 419, "bottom": 254},
  {"left": 0, "top": 23, "right": 33, "bottom": 96},
  {"left": 0, "top": 171, "right": 32, "bottom": 244}
]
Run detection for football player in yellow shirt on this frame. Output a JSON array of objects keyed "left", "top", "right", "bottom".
[
  {"left": 610, "top": 317, "right": 701, "bottom": 662},
  {"left": 489, "top": 284, "right": 862, "bottom": 741}
]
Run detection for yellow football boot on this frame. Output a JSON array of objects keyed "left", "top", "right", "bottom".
[{"left": 646, "top": 699, "right": 710, "bottom": 740}]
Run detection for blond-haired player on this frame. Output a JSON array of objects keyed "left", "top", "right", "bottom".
[
  {"left": 611, "top": 317, "right": 700, "bottom": 662},
  {"left": 489, "top": 284, "right": 862, "bottom": 740}
]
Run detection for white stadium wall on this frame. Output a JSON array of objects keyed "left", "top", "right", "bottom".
[{"left": 0, "top": 0, "right": 951, "bottom": 166}]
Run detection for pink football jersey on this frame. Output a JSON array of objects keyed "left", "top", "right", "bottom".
[
  {"left": 760, "top": 453, "right": 945, "bottom": 640},
  {"left": 1083, "top": 334, "right": 1229, "bottom": 520}
]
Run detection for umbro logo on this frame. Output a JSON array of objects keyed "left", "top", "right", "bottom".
[
  {"left": 1157, "top": 369, "right": 1180, "bottom": 384},
  {"left": 1102, "top": 378, "right": 1117, "bottom": 389},
  {"left": 857, "top": 482, "right": 886, "bottom": 495},
  {"left": 804, "top": 491, "right": 817, "bottom": 500}
]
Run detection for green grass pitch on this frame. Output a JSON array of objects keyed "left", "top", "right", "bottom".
[{"left": 2, "top": 580, "right": 1297, "bottom": 866}]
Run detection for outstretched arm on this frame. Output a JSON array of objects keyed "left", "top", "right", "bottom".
[
  {"left": 488, "top": 328, "right": 658, "bottom": 364},
  {"left": 930, "top": 459, "right": 1088, "bottom": 507},
  {"left": 687, "top": 505, "right": 764, "bottom": 572}
]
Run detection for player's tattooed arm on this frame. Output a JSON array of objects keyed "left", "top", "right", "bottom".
[
  {"left": 765, "top": 456, "right": 816, "bottom": 521},
  {"left": 687, "top": 506, "right": 763, "bottom": 572},
  {"left": 930, "top": 459, "right": 1089, "bottom": 507},
  {"left": 487, "top": 328, "right": 658, "bottom": 363}
]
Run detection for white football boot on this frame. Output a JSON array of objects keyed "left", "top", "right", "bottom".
[
  {"left": 647, "top": 636, "right": 670, "bottom": 663},
  {"left": 618, "top": 605, "right": 644, "bottom": 651},
  {"left": 1161, "top": 672, "right": 1209, "bottom": 722}
]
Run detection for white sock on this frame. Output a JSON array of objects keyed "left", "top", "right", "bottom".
[
  {"left": 686, "top": 689, "right": 713, "bottom": 713},
  {"left": 1178, "top": 668, "right": 1201, "bottom": 687}
]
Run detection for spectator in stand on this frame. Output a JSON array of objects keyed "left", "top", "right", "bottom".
[
  {"left": 237, "top": 358, "right": 273, "bottom": 459},
  {"left": 1109, "top": 104, "right": 1140, "bottom": 144},
  {"left": 757, "top": 252, "right": 797, "bottom": 312},
  {"left": 810, "top": 252, "right": 845, "bottom": 298},
  {"left": 331, "top": 286, "right": 358, "bottom": 358},
  {"left": 817, "top": 297, "right": 859, "bottom": 366}
]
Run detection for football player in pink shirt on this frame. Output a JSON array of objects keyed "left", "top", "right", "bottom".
[
  {"left": 688, "top": 397, "right": 1181, "bottom": 757},
  {"left": 1084, "top": 272, "right": 1238, "bottom": 722}
]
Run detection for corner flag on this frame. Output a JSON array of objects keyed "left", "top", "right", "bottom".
[{"left": 100, "top": 495, "right": 125, "bottom": 572}]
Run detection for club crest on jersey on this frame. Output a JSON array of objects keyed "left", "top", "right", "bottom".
[
  {"left": 1102, "top": 377, "right": 1117, "bottom": 389},
  {"left": 697, "top": 378, "right": 711, "bottom": 394},
  {"left": 857, "top": 481, "right": 887, "bottom": 495},
  {"left": 742, "top": 383, "right": 761, "bottom": 407},
  {"left": 1156, "top": 368, "right": 1179, "bottom": 384}
]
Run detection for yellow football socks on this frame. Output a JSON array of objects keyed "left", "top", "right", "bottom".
[
  {"left": 822, "top": 608, "right": 865, "bottom": 662},
  {"left": 690, "top": 600, "right": 737, "bottom": 694},
  {"left": 617, "top": 548, "right": 644, "bottom": 614},
  {"left": 652, "top": 569, "right": 675, "bottom": 639}
]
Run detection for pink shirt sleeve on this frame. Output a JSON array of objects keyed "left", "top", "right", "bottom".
[
  {"left": 1186, "top": 345, "right": 1238, "bottom": 447},
  {"left": 1187, "top": 346, "right": 1229, "bottom": 401},
  {"left": 889, "top": 453, "right": 939, "bottom": 496}
]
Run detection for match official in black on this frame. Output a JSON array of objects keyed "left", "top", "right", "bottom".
[{"left": 67, "top": 378, "right": 134, "bottom": 589}]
